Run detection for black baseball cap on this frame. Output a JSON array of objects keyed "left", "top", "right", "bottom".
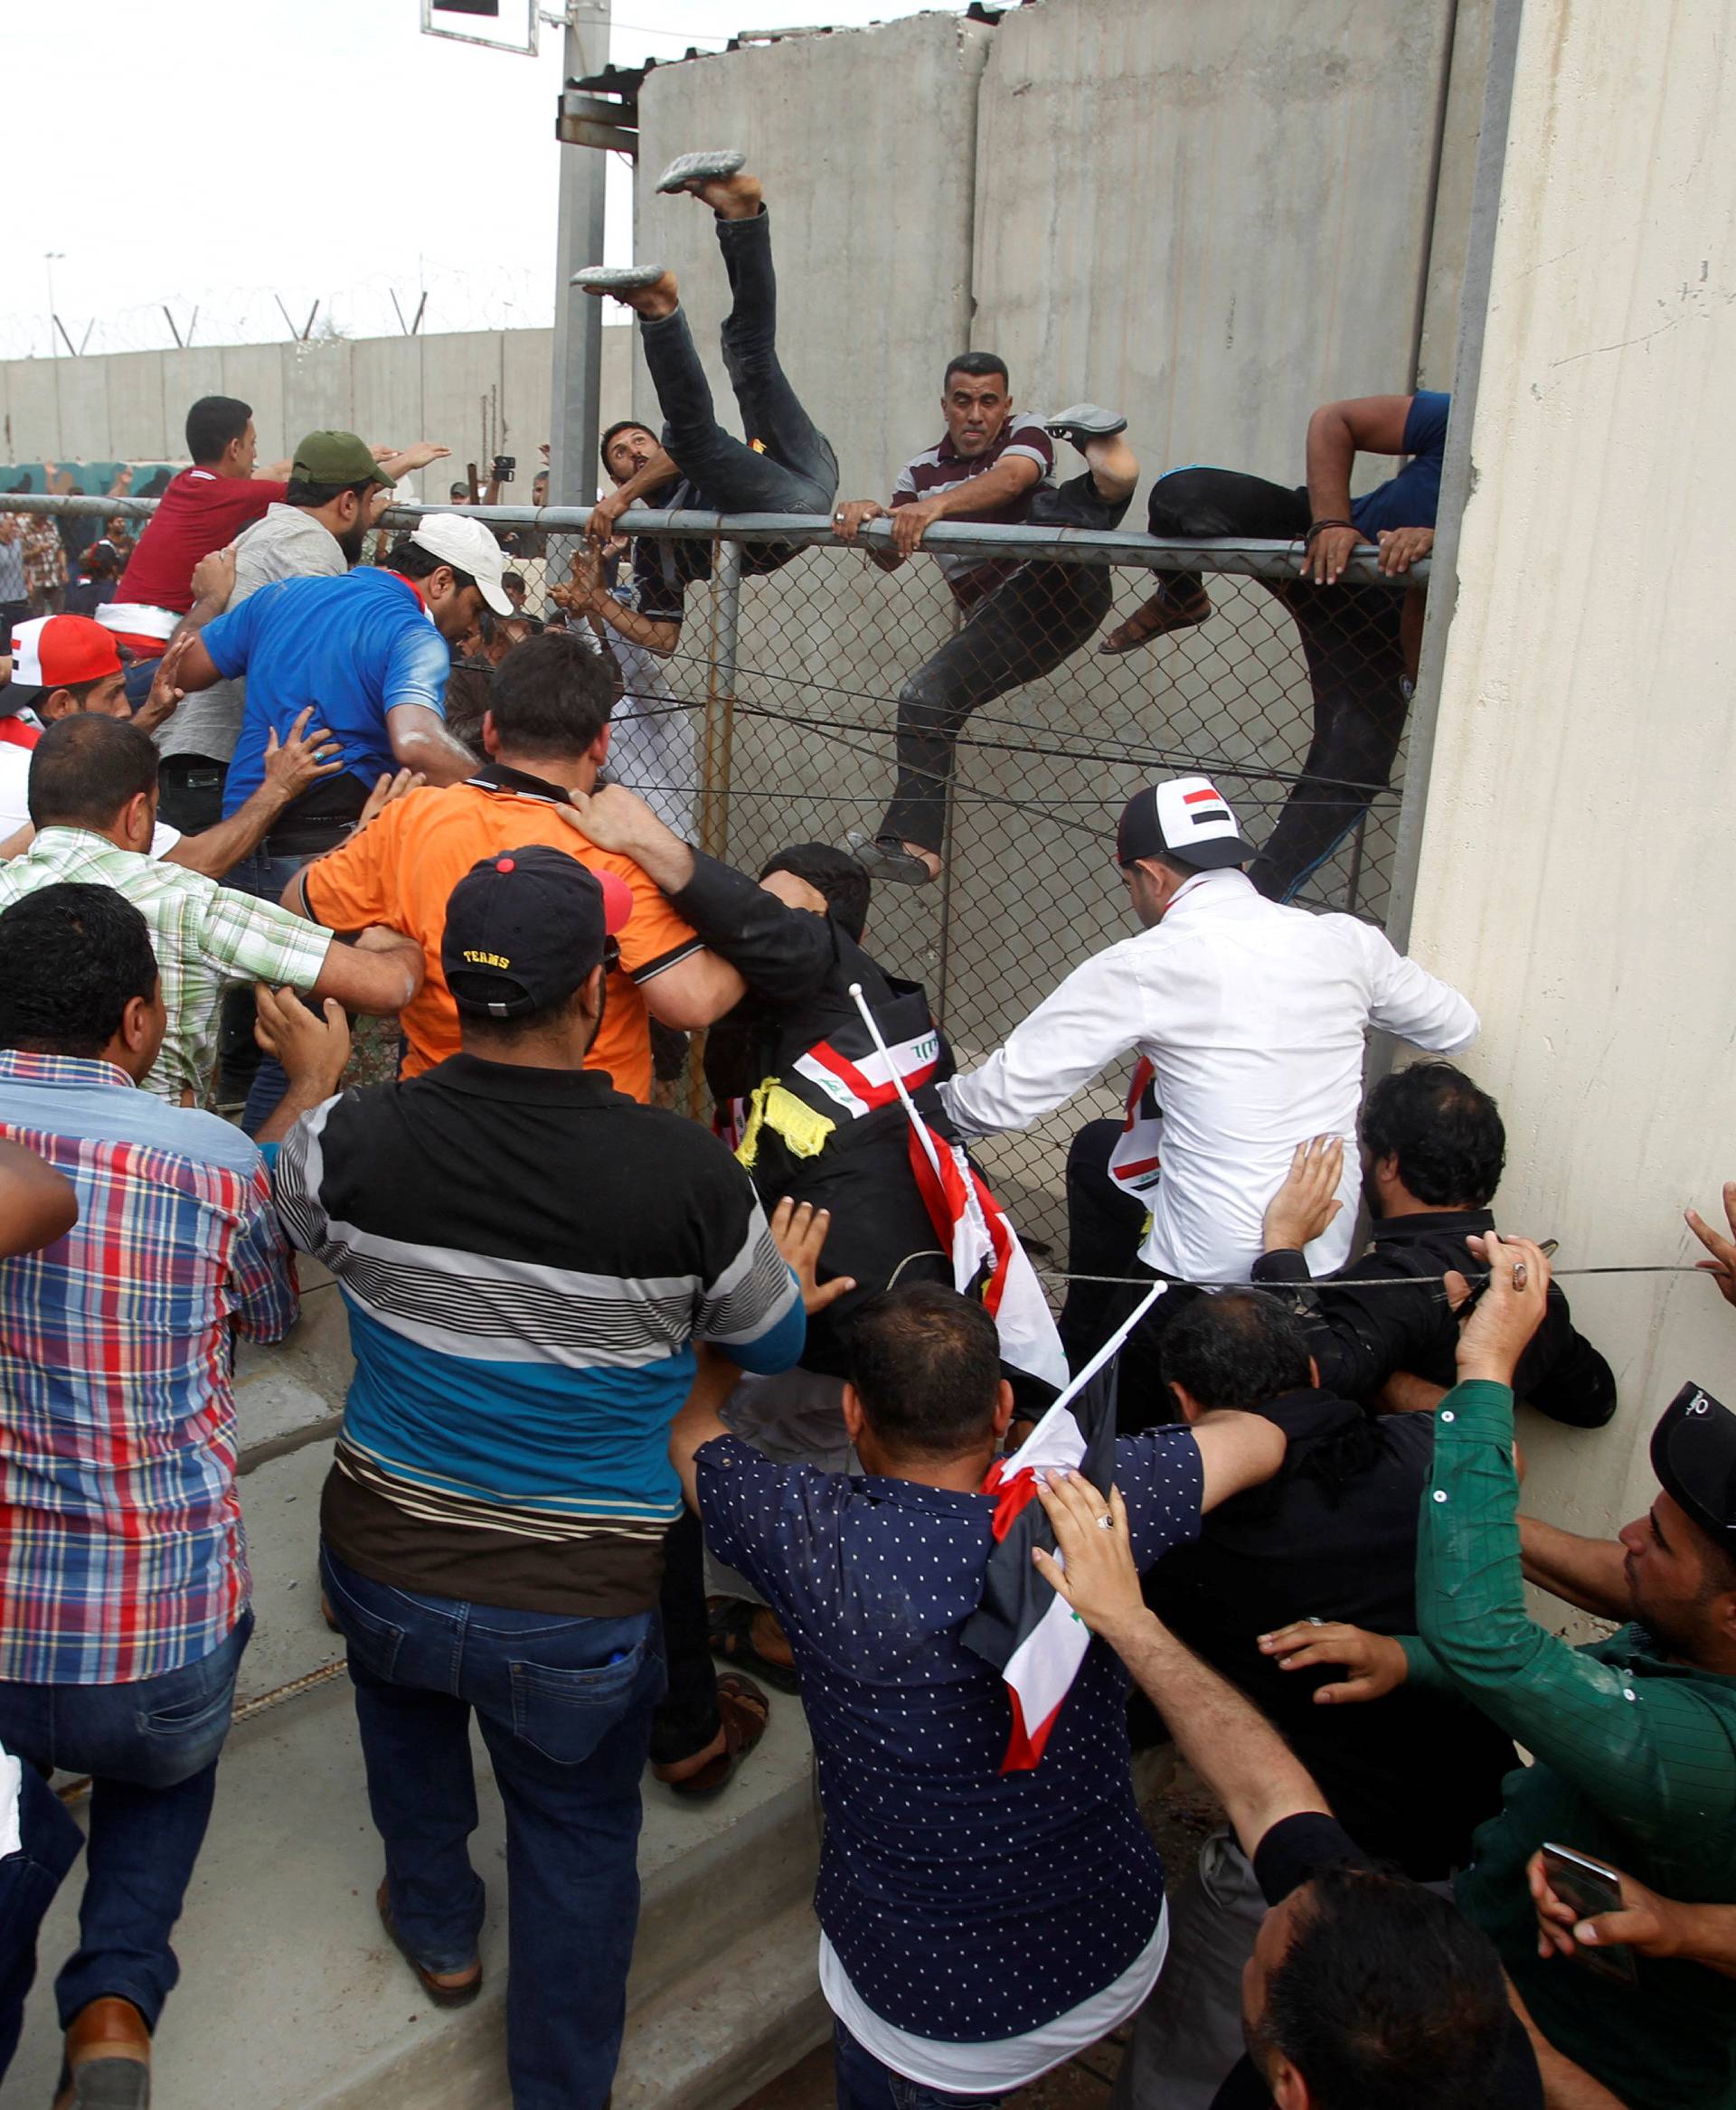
[
  {"left": 1117, "top": 774, "right": 1258, "bottom": 871},
  {"left": 1651, "top": 1381, "right": 1736, "bottom": 1548},
  {"left": 441, "top": 846, "right": 632, "bottom": 1019}
]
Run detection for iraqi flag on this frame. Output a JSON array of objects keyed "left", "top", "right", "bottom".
[
  {"left": 906, "top": 1125, "right": 1068, "bottom": 1393},
  {"left": 961, "top": 1358, "right": 1124, "bottom": 1771}
]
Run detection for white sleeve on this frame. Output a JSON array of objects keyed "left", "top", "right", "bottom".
[
  {"left": 1362, "top": 929, "right": 1479, "bottom": 1052},
  {"left": 940, "top": 949, "right": 1145, "bottom": 1136},
  {"left": 150, "top": 820, "right": 183, "bottom": 859}
]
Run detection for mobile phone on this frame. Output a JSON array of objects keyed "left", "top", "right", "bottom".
[
  {"left": 1539, "top": 1843, "right": 1638, "bottom": 1985},
  {"left": 492, "top": 454, "right": 516, "bottom": 484}
]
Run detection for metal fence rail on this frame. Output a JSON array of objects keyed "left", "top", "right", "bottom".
[{"left": 5, "top": 491, "right": 1428, "bottom": 1251}]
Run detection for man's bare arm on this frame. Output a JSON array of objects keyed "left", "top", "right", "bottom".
[
  {"left": 385, "top": 702, "right": 483, "bottom": 787},
  {"left": 307, "top": 928, "right": 425, "bottom": 1018},
  {"left": 1518, "top": 1514, "right": 1631, "bottom": 1622},
  {"left": 640, "top": 948, "right": 748, "bottom": 1031},
  {"left": 670, "top": 1346, "right": 741, "bottom": 1514},
  {"left": 1302, "top": 394, "right": 1416, "bottom": 585},
  {"left": 1032, "top": 1470, "right": 1327, "bottom": 1859},
  {"left": 889, "top": 455, "right": 1043, "bottom": 557}
]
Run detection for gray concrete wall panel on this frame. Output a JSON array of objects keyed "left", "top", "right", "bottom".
[
  {"left": 221, "top": 344, "right": 291, "bottom": 461},
  {"left": 102, "top": 352, "right": 171, "bottom": 460}
]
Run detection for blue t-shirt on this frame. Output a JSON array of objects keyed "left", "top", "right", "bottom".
[
  {"left": 1350, "top": 391, "right": 1450, "bottom": 536},
  {"left": 209, "top": 569, "right": 452, "bottom": 816}
]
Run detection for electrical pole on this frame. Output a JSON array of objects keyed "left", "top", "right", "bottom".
[{"left": 547, "top": 0, "right": 611, "bottom": 506}]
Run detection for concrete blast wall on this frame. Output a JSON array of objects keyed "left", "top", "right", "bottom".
[
  {"left": 0, "top": 329, "right": 635, "bottom": 504},
  {"left": 1407, "top": 0, "right": 1736, "bottom": 1544}
]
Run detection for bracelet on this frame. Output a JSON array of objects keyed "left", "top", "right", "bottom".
[{"left": 1304, "top": 519, "right": 1356, "bottom": 545}]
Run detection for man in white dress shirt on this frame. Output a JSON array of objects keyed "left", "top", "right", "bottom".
[{"left": 939, "top": 774, "right": 1477, "bottom": 1418}]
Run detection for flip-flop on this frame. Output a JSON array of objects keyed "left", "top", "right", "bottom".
[
  {"left": 843, "top": 828, "right": 939, "bottom": 889},
  {"left": 1045, "top": 403, "right": 1128, "bottom": 443},
  {"left": 707, "top": 1596, "right": 802, "bottom": 1694},
  {"left": 657, "top": 1672, "right": 771, "bottom": 1801},
  {"left": 571, "top": 264, "right": 668, "bottom": 293},
  {"left": 377, "top": 1882, "right": 483, "bottom": 2009},
  {"left": 656, "top": 148, "right": 747, "bottom": 194}
]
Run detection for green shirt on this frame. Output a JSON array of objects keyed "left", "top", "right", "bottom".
[
  {"left": 0, "top": 828, "right": 332, "bottom": 1103},
  {"left": 1400, "top": 1379, "right": 1736, "bottom": 2110}
]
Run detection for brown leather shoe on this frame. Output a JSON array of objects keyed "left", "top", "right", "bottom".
[{"left": 52, "top": 1996, "right": 151, "bottom": 2110}]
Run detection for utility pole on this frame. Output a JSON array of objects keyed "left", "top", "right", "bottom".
[{"left": 547, "top": 0, "right": 611, "bottom": 506}]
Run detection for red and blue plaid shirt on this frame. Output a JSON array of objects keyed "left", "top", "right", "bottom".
[{"left": 0, "top": 1051, "right": 299, "bottom": 1685}]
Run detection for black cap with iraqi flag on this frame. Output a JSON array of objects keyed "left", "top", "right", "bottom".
[
  {"left": 1652, "top": 1381, "right": 1736, "bottom": 1546},
  {"left": 1117, "top": 773, "right": 1258, "bottom": 871},
  {"left": 441, "top": 846, "right": 633, "bottom": 1019}
]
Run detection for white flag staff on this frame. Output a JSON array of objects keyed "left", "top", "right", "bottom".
[{"left": 846, "top": 981, "right": 946, "bottom": 1184}]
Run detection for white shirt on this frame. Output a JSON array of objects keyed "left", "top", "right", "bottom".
[
  {"left": 940, "top": 870, "right": 1478, "bottom": 1283},
  {"left": 0, "top": 739, "right": 180, "bottom": 859},
  {"left": 819, "top": 1899, "right": 1168, "bottom": 2093}
]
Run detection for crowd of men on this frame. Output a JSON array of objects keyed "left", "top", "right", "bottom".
[{"left": 0, "top": 152, "right": 1731, "bottom": 2110}]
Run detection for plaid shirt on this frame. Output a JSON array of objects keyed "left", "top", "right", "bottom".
[
  {"left": 0, "top": 1051, "right": 299, "bottom": 1684},
  {"left": 0, "top": 829, "right": 332, "bottom": 1103}
]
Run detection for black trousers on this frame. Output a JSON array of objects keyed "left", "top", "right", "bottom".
[
  {"left": 881, "top": 472, "right": 1129, "bottom": 856},
  {"left": 639, "top": 208, "right": 838, "bottom": 515},
  {"left": 1143, "top": 468, "right": 1410, "bottom": 902},
  {"left": 648, "top": 1508, "right": 719, "bottom": 1767}
]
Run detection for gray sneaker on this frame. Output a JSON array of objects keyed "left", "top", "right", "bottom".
[
  {"left": 571, "top": 263, "right": 668, "bottom": 292},
  {"left": 656, "top": 148, "right": 747, "bottom": 194},
  {"left": 1045, "top": 403, "right": 1128, "bottom": 445},
  {"left": 844, "top": 829, "right": 938, "bottom": 888}
]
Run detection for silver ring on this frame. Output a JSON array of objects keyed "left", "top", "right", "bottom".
[
  {"left": 1095, "top": 1513, "right": 1115, "bottom": 1531},
  {"left": 1306, "top": 1615, "right": 1325, "bottom": 1626},
  {"left": 1513, "top": 1262, "right": 1528, "bottom": 1288}
]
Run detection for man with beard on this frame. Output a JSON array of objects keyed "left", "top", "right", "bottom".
[{"left": 154, "top": 431, "right": 443, "bottom": 834}]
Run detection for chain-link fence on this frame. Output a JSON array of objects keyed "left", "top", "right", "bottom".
[{"left": 3, "top": 491, "right": 1427, "bottom": 1255}]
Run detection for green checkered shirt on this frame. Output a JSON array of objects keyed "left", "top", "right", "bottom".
[
  {"left": 0, "top": 829, "right": 333, "bottom": 1103},
  {"left": 1399, "top": 1379, "right": 1736, "bottom": 2108}
]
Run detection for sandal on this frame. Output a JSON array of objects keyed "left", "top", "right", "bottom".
[
  {"left": 377, "top": 1881, "right": 483, "bottom": 2009},
  {"left": 1099, "top": 582, "right": 1213, "bottom": 655},
  {"left": 707, "top": 1596, "right": 802, "bottom": 1694},
  {"left": 842, "top": 829, "right": 939, "bottom": 889},
  {"left": 656, "top": 1672, "right": 771, "bottom": 1801}
]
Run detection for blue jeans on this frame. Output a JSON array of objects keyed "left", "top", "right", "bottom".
[
  {"left": 224, "top": 848, "right": 321, "bottom": 1135},
  {"left": 0, "top": 1758, "right": 84, "bottom": 2082},
  {"left": 320, "top": 1548, "right": 665, "bottom": 2110},
  {"left": 0, "top": 1612, "right": 251, "bottom": 2033},
  {"left": 833, "top": 2019, "right": 1009, "bottom": 2109}
]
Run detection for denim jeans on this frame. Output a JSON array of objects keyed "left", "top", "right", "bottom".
[
  {"left": 1141, "top": 467, "right": 1410, "bottom": 903},
  {"left": 639, "top": 207, "right": 838, "bottom": 514},
  {"left": 0, "top": 1611, "right": 251, "bottom": 2032},
  {"left": 833, "top": 2018, "right": 1009, "bottom": 2109},
  {"left": 224, "top": 847, "right": 326, "bottom": 1135},
  {"left": 880, "top": 472, "right": 1126, "bottom": 856},
  {"left": 320, "top": 1548, "right": 665, "bottom": 2110},
  {"left": 0, "top": 1757, "right": 84, "bottom": 2082}
]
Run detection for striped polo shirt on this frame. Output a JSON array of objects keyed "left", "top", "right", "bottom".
[
  {"left": 892, "top": 413, "right": 1056, "bottom": 608},
  {"left": 271, "top": 1055, "right": 805, "bottom": 1615}
]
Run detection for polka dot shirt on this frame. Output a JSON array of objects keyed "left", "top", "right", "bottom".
[{"left": 697, "top": 1427, "right": 1205, "bottom": 2040}]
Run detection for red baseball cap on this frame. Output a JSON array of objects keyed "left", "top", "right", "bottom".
[{"left": 8, "top": 615, "right": 125, "bottom": 692}]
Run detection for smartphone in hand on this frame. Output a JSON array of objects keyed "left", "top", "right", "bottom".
[{"left": 1540, "top": 1842, "right": 1639, "bottom": 1986}]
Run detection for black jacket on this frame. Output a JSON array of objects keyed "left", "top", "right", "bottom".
[
  {"left": 668, "top": 852, "right": 956, "bottom": 1378},
  {"left": 1252, "top": 1207, "right": 1617, "bottom": 1427},
  {"left": 1146, "top": 1387, "right": 1517, "bottom": 1880}
]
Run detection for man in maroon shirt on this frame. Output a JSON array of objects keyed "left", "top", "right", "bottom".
[
  {"left": 835, "top": 367, "right": 1137, "bottom": 884},
  {"left": 113, "top": 398, "right": 293, "bottom": 620}
]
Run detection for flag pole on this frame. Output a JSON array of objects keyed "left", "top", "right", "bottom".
[
  {"left": 1046, "top": 1275, "right": 1167, "bottom": 1418},
  {"left": 847, "top": 981, "right": 947, "bottom": 1185}
]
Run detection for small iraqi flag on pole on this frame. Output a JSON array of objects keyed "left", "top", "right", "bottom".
[
  {"left": 961, "top": 1277, "right": 1168, "bottom": 1771},
  {"left": 846, "top": 985, "right": 1067, "bottom": 1393}
]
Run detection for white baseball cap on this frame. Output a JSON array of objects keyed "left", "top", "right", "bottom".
[{"left": 408, "top": 513, "right": 514, "bottom": 616}]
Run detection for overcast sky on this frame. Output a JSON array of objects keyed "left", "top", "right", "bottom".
[{"left": 4, "top": 0, "right": 954, "bottom": 360}]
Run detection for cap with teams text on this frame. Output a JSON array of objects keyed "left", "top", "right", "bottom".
[
  {"left": 441, "top": 846, "right": 633, "bottom": 1018},
  {"left": 1117, "top": 773, "right": 1257, "bottom": 871},
  {"left": 7, "top": 614, "right": 125, "bottom": 692},
  {"left": 1651, "top": 1381, "right": 1736, "bottom": 1546}
]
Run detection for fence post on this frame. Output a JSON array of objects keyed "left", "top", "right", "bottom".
[{"left": 696, "top": 537, "right": 743, "bottom": 862}]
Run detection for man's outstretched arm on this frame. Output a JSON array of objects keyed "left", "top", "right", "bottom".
[
  {"left": 1301, "top": 393, "right": 1416, "bottom": 586},
  {"left": 1033, "top": 1468, "right": 1327, "bottom": 1858},
  {"left": 941, "top": 948, "right": 1141, "bottom": 1138}
]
